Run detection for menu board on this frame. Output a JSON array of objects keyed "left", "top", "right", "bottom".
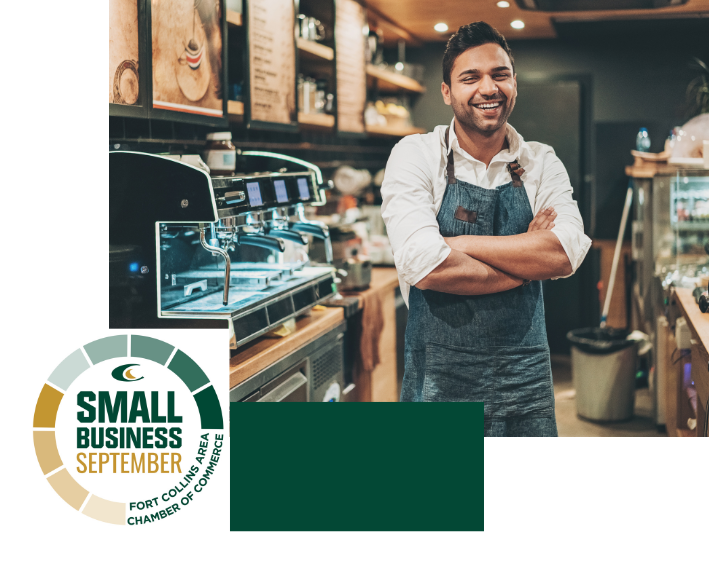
[
  {"left": 247, "top": 0, "right": 297, "bottom": 127},
  {"left": 335, "top": 0, "right": 366, "bottom": 134},
  {"left": 151, "top": 0, "right": 223, "bottom": 117},
  {"left": 109, "top": 0, "right": 140, "bottom": 106}
]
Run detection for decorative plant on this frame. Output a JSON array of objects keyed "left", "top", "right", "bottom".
[{"left": 686, "top": 57, "right": 709, "bottom": 118}]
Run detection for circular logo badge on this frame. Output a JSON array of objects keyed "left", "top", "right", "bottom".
[{"left": 33, "top": 335, "right": 224, "bottom": 525}]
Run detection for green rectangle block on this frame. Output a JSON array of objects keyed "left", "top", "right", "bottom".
[{"left": 230, "top": 403, "right": 484, "bottom": 531}]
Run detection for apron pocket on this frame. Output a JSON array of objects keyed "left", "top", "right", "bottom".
[
  {"left": 492, "top": 345, "right": 554, "bottom": 418},
  {"left": 422, "top": 343, "right": 494, "bottom": 404}
]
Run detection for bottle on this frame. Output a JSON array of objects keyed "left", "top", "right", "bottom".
[
  {"left": 297, "top": 74, "right": 305, "bottom": 112},
  {"left": 203, "top": 132, "right": 236, "bottom": 176},
  {"left": 314, "top": 79, "right": 328, "bottom": 114},
  {"left": 636, "top": 127, "right": 651, "bottom": 152},
  {"left": 308, "top": 78, "right": 317, "bottom": 113}
]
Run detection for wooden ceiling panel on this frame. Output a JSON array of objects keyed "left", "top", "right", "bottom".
[{"left": 364, "top": 0, "right": 709, "bottom": 42}]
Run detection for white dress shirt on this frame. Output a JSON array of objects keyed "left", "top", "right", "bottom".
[{"left": 380, "top": 118, "right": 592, "bottom": 305}]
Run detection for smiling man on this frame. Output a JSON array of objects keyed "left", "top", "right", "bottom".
[{"left": 381, "top": 22, "right": 591, "bottom": 436}]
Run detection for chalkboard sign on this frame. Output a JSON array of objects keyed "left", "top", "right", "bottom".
[
  {"left": 245, "top": 0, "right": 298, "bottom": 131},
  {"left": 335, "top": 0, "right": 366, "bottom": 136}
]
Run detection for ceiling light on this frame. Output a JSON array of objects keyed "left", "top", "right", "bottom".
[
  {"left": 497, "top": 1, "right": 510, "bottom": 7},
  {"left": 395, "top": 62, "right": 404, "bottom": 71},
  {"left": 434, "top": 23, "right": 449, "bottom": 32},
  {"left": 511, "top": 20, "right": 525, "bottom": 29}
]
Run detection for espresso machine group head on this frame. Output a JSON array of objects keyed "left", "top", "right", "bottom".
[{"left": 109, "top": 150, "right": 337, "bottom": 347}]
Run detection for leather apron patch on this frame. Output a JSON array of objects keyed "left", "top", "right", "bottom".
[
  {"left": 507, "top": 160, "right": 525, "bottom": 188},
  {"left": 454, "top": 205, "right": 477, "bottom": 224}
]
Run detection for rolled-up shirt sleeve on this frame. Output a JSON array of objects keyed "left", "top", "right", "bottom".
[
  {"left": 534, "top": 148, "right": 592, "bottom": 278},
  {"left": 380, "top": 137, "right": 451, "bottom": 287}
]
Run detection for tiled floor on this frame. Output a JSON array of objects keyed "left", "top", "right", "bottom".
[{"left": 552, "top": 355, "right": 667, "bottom": 437}]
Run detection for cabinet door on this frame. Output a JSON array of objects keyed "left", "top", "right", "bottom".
[{"left": 259, "top": 371, "right": 308, "bottom": 402}]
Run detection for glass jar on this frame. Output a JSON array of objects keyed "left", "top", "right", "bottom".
[{"left": 204, "top": 132, "right": 236, "bottom": 176}]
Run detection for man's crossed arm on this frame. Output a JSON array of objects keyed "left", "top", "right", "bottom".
[{"left": 416, "top": 207, "right": 572, "bottom": 295}]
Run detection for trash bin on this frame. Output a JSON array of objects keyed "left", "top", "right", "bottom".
[{"left": 566, "top": 327, "right": 638, "bottom": 422}]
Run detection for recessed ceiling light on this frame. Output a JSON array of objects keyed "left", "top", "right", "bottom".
[
  {"left": 497, "top": 1, "right": 510, "bottom": 7},
  {"left": 511, "top": 20, "right": 525, "bottom": 29},
  {"left": 434, "top": 22, "right": 449, "bottom": 32}
]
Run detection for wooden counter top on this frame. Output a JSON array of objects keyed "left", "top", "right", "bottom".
[
  {"left": 344, "top": 267, "right": 400, "bottom": 308},
  {"left": 228, "top": 268, "right": 400, "bottom": 399},
  {"left": 341, "top": 266, "right": 400, "bottom": 402},
  {"left": 625, "top": 155, "right": 703, "bottom": 178},
  {"left": 370, "top": 266, "right": 400, "bottom": 290},
  {"left": 229, "top": 306, "right": 345, "bottom": 389},
  {"left": 674, "top": 288, "right": 709, "bottom": 350}
]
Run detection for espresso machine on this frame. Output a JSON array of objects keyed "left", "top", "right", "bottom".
[{"left": 109, "top": 150, "right": 336, "bottom": 347}]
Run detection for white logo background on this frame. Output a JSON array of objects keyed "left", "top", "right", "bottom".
[
  {"left": 54, "top": 357, "right": 204, "bottom": 502},
  {"left": 25, "top": 329, "right": 230, "bottom": 543}
]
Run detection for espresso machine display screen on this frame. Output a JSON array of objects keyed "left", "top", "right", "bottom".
[
  {"left": 273, "top": 179, "right": 289, "bottom": 204},
  {"left": 246, "top": 182, "right": 263, "bottom": 207},
  {"left": 297, "top": 178, "right": 311, "bottom": 201}
]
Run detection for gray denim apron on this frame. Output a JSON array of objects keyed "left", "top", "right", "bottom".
[{"left": 400, "top": 128, "right": 558, "bottom": 437}]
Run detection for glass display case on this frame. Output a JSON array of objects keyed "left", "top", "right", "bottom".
[
  {"left": 657, "top": 170, "right": 709, "bottom": 299},
  {"left": 633, "top": 168, "right": 709, "bottom": 328},
  {"left": 630, "top": 166, "right": 709, "bottom": 426}
]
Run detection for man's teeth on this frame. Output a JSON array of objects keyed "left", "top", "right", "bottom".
[{"left": 475, "top": 102, "right": 501, "bottom": 110}]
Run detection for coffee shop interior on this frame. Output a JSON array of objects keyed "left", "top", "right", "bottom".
[{"left": 109, "top": 0, "right": 709, "bottom": 436}]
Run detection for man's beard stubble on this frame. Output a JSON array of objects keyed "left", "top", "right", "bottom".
[{"left": 450, "top": 93, "right": 515, "bottom": 138}]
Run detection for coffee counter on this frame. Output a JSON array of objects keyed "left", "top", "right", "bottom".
[
  {"left": 229, "top": 306, "right": 345, "bottom": 390},
  {"left": 229, "top": 266, "right": 403, "bottom": 401},
  {"left": 341, "top": 267, "right": 401, "bottom": 402}
]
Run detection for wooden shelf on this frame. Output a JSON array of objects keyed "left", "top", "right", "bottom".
[
  {"left": 227, "top": 101, "right": 424, "bottom": 137},
  {"left": 228, "top": 103, "right": 335, "bottom": 130},
  {"left": 227, "top": 100, "right": 244, "bottom": 121},
  {"left": 226, "top": 10, "right": 242, "bottom": 26},
  {"left": 296, "top": 38, "right": 334, "bottom": 61},
  {"left": 298, "top": 112, "right": 335, "bottom": 128},
  {"left": 366, "top": 64, "right": 425, "bottom": 93},
  {"left": 365, "top": 124, "right": 425, "bottom": 138}
]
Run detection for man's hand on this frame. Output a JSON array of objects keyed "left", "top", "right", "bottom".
[{"left": 527, "top": 206, "right": 557, "bottom": 232}]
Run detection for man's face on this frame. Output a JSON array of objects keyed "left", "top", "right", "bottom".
[{"left": 442, "top": 43, "right": 517, "bottom": 137}]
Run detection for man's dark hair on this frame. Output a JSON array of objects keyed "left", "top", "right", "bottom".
[{"left": 442, "top": 22, "right": 514, "bottom": 86}]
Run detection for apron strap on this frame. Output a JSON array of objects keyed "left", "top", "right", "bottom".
[
  {"left": 444, "top": 127, "right": 456, "bottom": 185},
  {"left": 447, "top": 125, "right": 525, "bottom": 188},
  {"left": 507, "top": 159, "right": 525, "bottom": 188}
]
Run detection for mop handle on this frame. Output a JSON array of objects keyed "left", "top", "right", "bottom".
[{"left": 601, "top": 180, "right": 634, "bottom": 328}]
